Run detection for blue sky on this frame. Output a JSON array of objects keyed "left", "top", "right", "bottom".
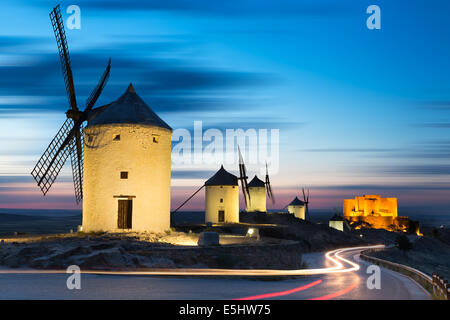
[{"left": 1, "top": 0, "right": 450, "bottom": 214}]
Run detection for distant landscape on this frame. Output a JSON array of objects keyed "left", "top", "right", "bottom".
[{"left": 0, "top": 208, "right": 448, "bottom": 236}]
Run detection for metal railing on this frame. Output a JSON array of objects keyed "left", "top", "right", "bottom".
[
  {"left": 432, "top": 273, "right": 450, "bottom": 300},
  {"left": 360, "top": 249, "right": 439, "bottom": 298}
]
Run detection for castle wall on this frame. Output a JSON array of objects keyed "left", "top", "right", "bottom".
[
  {"left": 82, "top": 124, "right": 172, "bottom": 233},
  {"left": 343, "top": 195, "right": 397, "bottom": 218}
]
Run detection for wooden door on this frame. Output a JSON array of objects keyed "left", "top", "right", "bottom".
[
  {"left": 218, "top": 210, "right": 225, "bottom": 223},
  {"left": 118, "top": 199, "right": 132, "bottom": 229}
]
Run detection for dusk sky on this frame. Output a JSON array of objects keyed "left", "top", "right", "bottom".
[{"left": 1, "top": 0, "right": 450, "bottom": 215}]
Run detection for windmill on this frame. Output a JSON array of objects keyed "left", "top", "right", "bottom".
[
  {"left": 265, "top": 162, "right": 275, "bottom": 205},
  {"left": 302, "top": 187, "right": 310, "bottom": 220},
  {"left": 31, "top": 5, "right": 111, "bottom": 203},
  {"left": 238, "top": 146, "right": 251, "bottom": 208}
]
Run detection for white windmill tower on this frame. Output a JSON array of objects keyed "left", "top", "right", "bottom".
[
  {"left": 31, "top": 6, "right": 172, "bottom": 233},
  {"left": 82, "top": 84, "right": 172, "bottom": 232},
  {"left": 246, "top": 175, "right": 266, "bottom": 212},
  {"left": 287, "top": 188, "right": 310, "bottom": 220},
  {"left": 204, "top": 165, "right": 239, "bottom": 224},
  {"left": 239, "top": 148, "right": 275, "bottom": 213}
]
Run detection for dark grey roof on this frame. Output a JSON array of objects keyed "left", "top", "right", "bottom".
[
  {"left": 330, "top": 214, "right": 344, "bottom": 221},
  {"left": 205, "top": 165, "right": 238, "bottom": 186},
  {"left": 248, "top": 175, "right": 265, "bottom": 188},
  {"left": 87, "top": 83, "right": 172, "bottom": 130},
  {"left": 289, "top": 196, "right": 305, "bottom": 206}
]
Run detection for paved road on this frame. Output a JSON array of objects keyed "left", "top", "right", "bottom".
[{"left": 0, "top": 246, "right": 430, "bottom": 299}]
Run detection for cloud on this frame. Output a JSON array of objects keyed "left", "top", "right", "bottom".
[
  {"left": 415, "top": 100, "right": 450, "bottom": 110},
  {"left": 54, "top": 0, "right": 355, "bottom": 18},
  {"left": 299, "top": 148, "right": 395, "bottom": 153},
  {"left": 0, "top": 175, "right": 73, "bottom": 184},
  {"left": 0, "top": 36, "right": 274, "bottom": 116},
  {"left": 370, "top": 141, "right": 450, "bottom": 159},
  {"left": 416, "top": 123, "right": 450, "bottom": 128},
  {"left": 172, "top": 169, "right": 215, "bottom": 179},
  {"left": 313, "top": 183, "right": 450, "bottom": 191},
  {"left": 373, "top": 164, "right": 450, "bottom": 176}
]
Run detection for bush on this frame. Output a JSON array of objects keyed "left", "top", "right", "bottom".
[
  {"left": 431, "top": 228, "right": 440, "bottom": 239},
  {"left": 395, "top": 234, "right": 412, "bottom": 251}
]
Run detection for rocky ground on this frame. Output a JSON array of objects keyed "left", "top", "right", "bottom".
[
  {"left": 367, "top": 228, "right": 450, "bottom": 279},
  {"left": 240, "top": 212, "right": 380, "bottom": 251},
  {"left": 0, "top": 231, "right": 303, "bottom": 270},
  {"left": 0, "top": 211, "right": 435, "bottom": 271}
]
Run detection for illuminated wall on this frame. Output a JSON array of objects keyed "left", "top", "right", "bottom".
[
  {"left": 343, "top": 195, "right": 401, "bottom": 230},
  {"left": 82, "top": 124, "right": 172, "bottom": 233},
  {"left": 329, "top": 220, "right": 344, "bottom": 232},
  {"left": 288, "top": 204, "right": 305, "bottom": 220},
  {"left": 205, "top": 185, "right": 239, "bottom": 223},
  {"left": 246, "top": 186, "right": 267, "bottom": 212},
  {"left": 344, "top": 195, "right": 397, "bottom": 217}
]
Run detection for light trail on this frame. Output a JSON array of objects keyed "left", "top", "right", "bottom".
[
  {"left": 234, "top": 279, "right": 323, "bottom": 300},
  {"left": 308, "top": 281, "right": 359, "bottom": 300},
  {"left": 0, "top": 245, "right": 383, "bottom": 277}
]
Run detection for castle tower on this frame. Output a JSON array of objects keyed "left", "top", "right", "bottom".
[
  {"left": 288, "top": 196, "right": 306, "bottom": 220},
  {"left": 82, "top": 83, "right": 172, "bottom": 233},
  {"left": 205, "top": 165, "right": 239, "bottom": 224},
  {"left": 245, "top": 175, "right": 266, "bottom": 212}
]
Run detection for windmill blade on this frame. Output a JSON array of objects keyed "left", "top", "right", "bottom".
[
  {"left": 267, "top": 182, "right": 275, "bottom": 204},
  {"left": 265, "top": 162, "right": 271, "bottom": 199},
  {"left": 85, "top": 58, "right": 111, "bottom": 112},
  {"left": 69, "top": 127, "right": 84, "bottom": 203},
  {"left": 50, "top": 5, "right": 78, "bottom": 111},
  {"left": 265, "top": 162, "right": 275, "bottom": 204},
  {"left": 242, "top": 173, "right": 250, "bottom": 207},
  {"left": 305, "top": 189, "right": 311, "bottom": 220},
  {"left": 31, "top": 118, "right": 75, "bottom": 195},
  {"left": 238, "top": 146, "right": 250, "bottom": 206},
  {"left": 239, "top": 163, "right": 249, "bottom": 207}
]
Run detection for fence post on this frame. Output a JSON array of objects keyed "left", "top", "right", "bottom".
[
  {"left": 432, "top": 273, "right": 437, "bottom": 296},
  {"left": 444, "top": 280, "right": 449, "bottom": 300}
]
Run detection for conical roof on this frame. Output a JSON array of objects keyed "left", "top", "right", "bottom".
[
  {"left": 205, "top": 165, "right": 238, "bottom": 186},
  {"left": 87, "top": 83, "right": 171, "bottom": 130},
  {"left": 248, "top": 175, "right": 265, "bottom": 188},
  {"left": 289, "top": 196, "right": 305, "bottom": 206}
]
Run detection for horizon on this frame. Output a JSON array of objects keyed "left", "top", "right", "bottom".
[{"left": 1, "top": 0, "right": 450, "bottom": 216}]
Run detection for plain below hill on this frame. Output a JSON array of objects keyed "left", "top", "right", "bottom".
[{"left": 0, "top": 212, "right": 81, "bottom": 236}]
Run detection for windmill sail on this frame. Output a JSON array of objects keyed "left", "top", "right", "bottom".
[
  {"left": 302, "top": 188, "right": 310, "bottom": 220},
  {"left": 265, "top": 162, "right": 275, "bottom": 204},
  {"left": 69, "top": 127, "right": 84, "bottom": 203},
  {"left": 31, "top": 5, "right": 111, "bottom": 203},
  {"left": 238, "top": 146, "right": 250, "bottom": 207},
  {"left": 50, "top": 5, "right": 78, "bottom": 112},
  {"left": 31, "top": 118, "right": 75, "bottom": 195},
  {"left": 85, "top": 58, "right": 111, "bottom": 111}
]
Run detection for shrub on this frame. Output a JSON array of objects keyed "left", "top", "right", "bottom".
[{"left": 395, "top": 234, "right": 412, "bottom": 252}]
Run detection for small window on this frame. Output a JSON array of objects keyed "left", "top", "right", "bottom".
[
  {"left": 120, "top": 171, "right": 128, "bottom": 179},
  {"left": 87, "top": 135, "right": 93, "bottom": 143},
  {"left": 220, "top": 198, "right": 223, "bottom": 203},
  {"left": 113, "top": 134, "right": 120, "bottom": 141},
  {"left": 152, "top": 135, "right": 159, "bottom": 143}
]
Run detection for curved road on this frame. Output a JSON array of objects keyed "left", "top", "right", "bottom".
[{"left": 0, "top": 246, "right": 429, "bottom": 299}]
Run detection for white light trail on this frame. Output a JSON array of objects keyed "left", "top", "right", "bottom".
[{"left": 0, "top": 245, "right": 384, "bottom": 277}]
